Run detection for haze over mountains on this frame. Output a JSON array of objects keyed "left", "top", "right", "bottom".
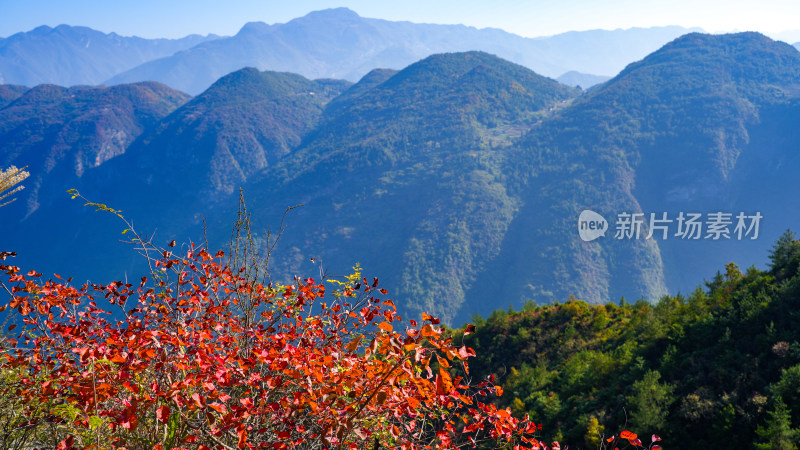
[
  {"left": 106, "top": 8, "right": 700, "bottom": 94},
  {"left": 1, "top": 8, "right": 699, "bottom": 94},
  {"left": 0, "top": 25, "right": 217, "bottom": 86},
  {"left": 2, "top": 24, "right": 799, "bottom": 324}
]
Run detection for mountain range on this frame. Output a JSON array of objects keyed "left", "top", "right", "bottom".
[
  {"left": 2, "top": 31, "right": 799, "bottom": 325},
  {"left": 2, "top": 9, "right": 698, "bottom": 94},
  {"left": 0, "top": 25, "right": 217, "bottom": 86}
]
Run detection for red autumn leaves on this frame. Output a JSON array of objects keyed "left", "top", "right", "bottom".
[
  {"left": 605, "top": 430, "right": 663, "bottom": 449},
  {"left": 0, "top": 247, "right": 552, "bottom": 449}
]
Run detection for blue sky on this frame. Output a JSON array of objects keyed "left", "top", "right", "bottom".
[{"left": 2, "top": 0, "right": 800, "bottom": 40}]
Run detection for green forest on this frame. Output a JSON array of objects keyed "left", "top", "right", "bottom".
[{"left": 456, "top": 230, "right": 800, "bottom": 448}]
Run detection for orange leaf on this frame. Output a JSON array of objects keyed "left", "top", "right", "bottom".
[
  {"left": 421, "top": 324, "right": 437, "bottom": 337},
  {"left": 237, "top": 427, "right": 247, "bottom": 449},
  {"left": 382, "top": 299, "right": 396, "bottom": 310},
  {"left": 436, "top": 367, "right": 453, "bottom": 395},
  {"left": 378, "top": 321, "right": 393, "bottom": 332},
  {"left": 620, "top": 430, "right": 637, "bottom": 440},
  {"left": 345, "top": 336, "right": 362, "bottom": 352}
]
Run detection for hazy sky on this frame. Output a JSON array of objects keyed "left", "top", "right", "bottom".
[{"left": 2, "top": 0, "right": 800, "bottom": 40}]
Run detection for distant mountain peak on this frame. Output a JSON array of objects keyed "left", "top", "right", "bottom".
[
  {"left": 669, "top": 30, "right": 770, "bottom": 47},
  {"left": 0, "top": 26, "right": 219, "bottom": 86},
  {"left": 657, "top": 30, "right": 794, "bottom": 54},
  {"left": 611, "top": 31, "right": 800, "bottom": 88},
  {"left": 238, "top": 7, "right": 361, "bottom": 36},
  {"left": 313, "top": 50, "right": 578, "bottom": 155},
  {"left": 359, "top": 67, "right": 399, "bottom": 82},
  {"left": 54, "top": 24, "right": 82, "bottom": 32},
  {"left": 198, "top": 66, "right": 315, "bottom": 102},
  {"left": 301, "top": 7, "right": 361, "bottom": 20},
  {"left": 237, "top": 21, "right": 272, "bottom": 36},
  {"left": 383, "top": 50, "right": 537, "bottom": 88},
  {"left": 29, "top": 25, "right": 53, "bottom": 35},
  {"left": 391, "top": 50, "right": 496, "bottom": 74}
]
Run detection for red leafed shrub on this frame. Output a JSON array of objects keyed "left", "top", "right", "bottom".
[
  {"left": 602, "top": 431, "right": 663, "bottom": 450},
  {"left": 0, "top": 245, "right": 554, "bottom": 449}
]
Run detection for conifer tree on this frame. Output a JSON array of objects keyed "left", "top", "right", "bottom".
[
  {"left": 769, "top": 230, "right": 800, "bottom": 281},
  {"left": 754, "top": 396, "right": 798, "bottom": 450}
]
